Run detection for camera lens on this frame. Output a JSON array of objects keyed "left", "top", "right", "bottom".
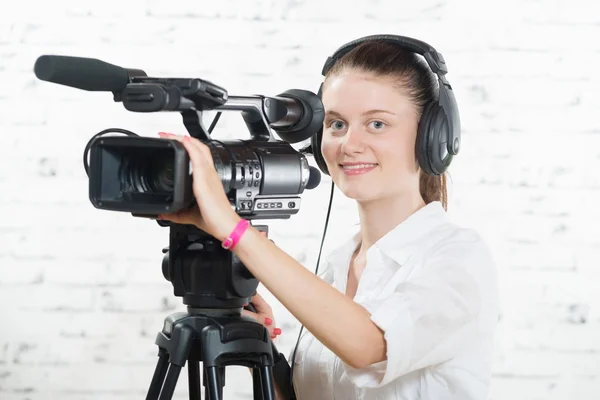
[
  {"left": 121, "top": 155, "right": 174, "bottom": 194},
  {"left": 122, "top": 160, "right": 147, "bottom": 192},
  {"left": 148, "top": 158, "right": 175, "bottom": 193}
]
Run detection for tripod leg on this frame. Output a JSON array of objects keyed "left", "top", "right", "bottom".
[
  {"left": 203, "top": 369, "right": 209, "bottom": 400},
  {"left": 146, "top": 348, "right": 170, "bottom": 400},
  {"left": 218, "top": 367, "right": 225, "bottom": 398},
  {"left": 219, "top": 367, "right": 225, "bottom": 394},
  {"left": 259, "top": 365, "right": 275, "bottom": 400},
  {"left": 252, "top": 368, "right": 264, "bottom": 400},
  {"left": 205, "top": 366, "right": 222, "bottom": 400},
  {"left": 158, "top": 364, "right": 182, "bottom": 400},
  {"left": 188, "top": 361, "right": 202, "bottom": 400},
  {"left": 158, "top": 324, "right": 195, "bottom": 400}
]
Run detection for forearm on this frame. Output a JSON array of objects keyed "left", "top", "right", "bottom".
[{"left": 232, "top": 225, "right": 385, "bottom": 368}]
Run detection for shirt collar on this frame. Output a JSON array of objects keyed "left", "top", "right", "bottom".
[{"left": 326, "top": 201, "right": 449, "bottom": 268}]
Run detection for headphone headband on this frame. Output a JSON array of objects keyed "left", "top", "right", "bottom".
[{"left": 321, "top": 34, "right": 449, "bottom": 79}]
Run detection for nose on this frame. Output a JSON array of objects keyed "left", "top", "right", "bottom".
[{"left": 340, "top": 125, "right": 366, "bottom": 154}]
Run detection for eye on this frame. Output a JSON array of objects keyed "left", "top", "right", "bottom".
[
  {"left": 328, "top": 120, "right": 346, "bottom": 131},
  {"left": 369, "top": 120, "right": 386, "bottom": 130}
]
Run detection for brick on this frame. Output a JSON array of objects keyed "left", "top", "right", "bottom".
[
  {"left": 496, "top": 349, "right": 600, "bottom": 377},
  {"left": 1, "top": 308, "right": 173, "bottom": 341},
  {"left": 0, "top": 258, "right": 44, "bottom": 284},
  {"left": 9, "top": 337, "right": 158, "bottom": 365},
  {"left": 516, "top": 0, "right": 600, "bottom": 25},
  {"left": 450, "top": 50, "right": 598, "bottom": 81},
  {"left": 0, "top": 363, "right": 254, "bottom": 399},
  {"left": 0, "top": 285, "right": 94, "bottom": 312},
  {"left": 0, "top": 343, "right": 8, "bottom": 364},
  {"left": 95, "top": 286, "right": 181, "bottom": 313},
  {"left": 508, "top": 323, "right": 600, "bottom": 353},
  {"left": 489, "top": 375, "right": 600, "bottom": 400}
]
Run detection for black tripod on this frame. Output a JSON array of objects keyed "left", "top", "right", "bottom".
[
  {"left": 143, "top": 222, "right": 289, "bottom": 400},
  {"left": 145, "top": 309, "right": 275, "bottom": 400}
]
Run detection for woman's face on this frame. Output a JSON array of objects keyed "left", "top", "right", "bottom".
[{"left": 320, "top": 69, "right": 421, "bottom": 204}]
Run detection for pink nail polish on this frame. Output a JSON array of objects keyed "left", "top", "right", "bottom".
[{"left": 264, "top": 317, "right": 272, "bottom": 325}]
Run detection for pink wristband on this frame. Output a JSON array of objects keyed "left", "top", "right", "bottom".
[{"left": 222, "top": 219, "right": 250, "bottom": 250}]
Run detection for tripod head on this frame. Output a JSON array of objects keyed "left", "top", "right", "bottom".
[{"left": 161, "top": 222, "right": 267, "bottom": 310}]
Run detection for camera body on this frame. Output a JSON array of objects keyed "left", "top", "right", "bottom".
[{"left": 88, "top": 135, "right": 312, "bottom": 219}]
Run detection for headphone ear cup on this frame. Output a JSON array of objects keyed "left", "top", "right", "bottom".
[
  {"left": 431, "top": 107, "right": 452, "bottom": 175},
  {"left": 416, "top": 102, "right": 436, "bottom": 175},
  {"left": 417, "top": 102, "right": 452, "bottom": 176},
  {"left": 311, "top": 83, "right": 330, "bottom": 176},
  {"left": 311, "top": 125, "right": 330, "bottom": 176}
]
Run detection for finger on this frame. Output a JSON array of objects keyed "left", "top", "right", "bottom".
[
  {"left": 241, "top": 309, "right": 259, "bottom": 322},
  {"left": 241, "top": 310, "right": 273, "bottom": 327},
  {"left": 270, "top": 327, "right": 282, "bottom": 340},
  {"left": 241, "top": 309, "right": 269, "bottom": 324},
  {"left": 187, "top": 136, "right": 213, "bottom": 159},
  {"left": 158, "top": 133, "right": 191, "bottom": 153},
  {"left": 158, "top": 134, "right": 210, "bottom": 168},
  {"left": 241, "top": 310, "right": 276, "bottom": 335},
  {"left": 251, "top": 293, "right": 272, "bottom": 314},
  {"left": 157, "top": 213, "right": 181, "bottom": 223},
  {"left": 158, "top": 132, "right": 182, "bottom": 141},
  {"left": 157, "top": 209, "right": 194, "bottom": 225},
  {"left": 182, "top": 137, "right": 211, "bottom": 169}
]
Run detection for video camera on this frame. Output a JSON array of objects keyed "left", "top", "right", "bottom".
[
  {"left": 34, "top": 55, "right": 323, "bottom": 399},
  {"left": 34, "top": 55, "right": 323, "bottom": 219}
]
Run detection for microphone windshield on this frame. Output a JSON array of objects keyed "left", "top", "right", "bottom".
[{"left": 34, "top": 55, "right": 131, "bottom": 92}]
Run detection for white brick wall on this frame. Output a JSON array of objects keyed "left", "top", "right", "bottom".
[{"left": 1, "top": 0, "right": 597, "bottom": 399}]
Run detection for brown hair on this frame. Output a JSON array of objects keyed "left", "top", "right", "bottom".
[{"left": 323, "top": 40, "right": 449, "bottom": 210}]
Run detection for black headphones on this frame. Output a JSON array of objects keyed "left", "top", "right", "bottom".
[{"left": 310, "top": 34, "right": 461, "bottom": 176}]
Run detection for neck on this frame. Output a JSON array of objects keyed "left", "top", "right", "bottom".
[{"left": 355, "top": 192, "right": 426, "bottom": 254}]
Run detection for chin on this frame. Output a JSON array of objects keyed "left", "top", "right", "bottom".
[{"left": 337, "top": 182, "right": 379, "bottom": 202}]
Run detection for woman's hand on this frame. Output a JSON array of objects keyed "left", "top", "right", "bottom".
[
  {"left": 243, "top": 293, "right": 285, "bottom": 400},
  {"left": 156, "top": 132, "right": 241, "bottom": 241},
  {"left": 242, "top": 292, "right": 282, "bottom": 342}
]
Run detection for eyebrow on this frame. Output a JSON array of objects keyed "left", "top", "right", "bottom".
[{"left": 325, "top": 109, "right": 397, "bottom": 118}]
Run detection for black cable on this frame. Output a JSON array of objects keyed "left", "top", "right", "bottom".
[
  {"left": 288, "top": 178, "right": 335, "bottom": 398},
  {"left": 208, "top": 111, "right": 222, "bottom": 133},
  {"left": 82, "top": 112, "right": 222, "bottom": 177},
  {"left": 82, "top": 128, "right": 138, "bottom": 177}
]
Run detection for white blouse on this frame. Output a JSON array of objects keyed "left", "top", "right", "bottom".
[{"left": 289, "top": 201, "right": 499, "bottom": 400}]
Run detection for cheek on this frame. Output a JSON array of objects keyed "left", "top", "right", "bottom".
[
  {"left": 379, "top": 136, "right": 417, "bottom": 171},
  {"left": 320, "top": 135, "right": 338, "bottom": 164}
]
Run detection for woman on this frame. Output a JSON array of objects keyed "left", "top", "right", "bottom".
[{"left": 157, "top": 37, "right": 499, "bottom": 400}]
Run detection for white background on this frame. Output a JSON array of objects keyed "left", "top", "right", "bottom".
[{"left": 1, "top": 0, "right": 599, "bottom": 399}]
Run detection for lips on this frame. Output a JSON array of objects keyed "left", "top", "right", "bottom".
[
  {"left": 341, "top": 163, "right": 378, "bottom": 170},
  {"left": 340, "top": 163, "right": 379, "bottom": 176}
]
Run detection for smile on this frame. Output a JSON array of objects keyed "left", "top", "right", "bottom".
[{"left": 340, "top": 164, "right": 378, "bottom": 176}]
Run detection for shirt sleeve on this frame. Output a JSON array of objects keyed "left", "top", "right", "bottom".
[
  {"left": 316, "top": 258, "right": 334, "bottom": 284},
  {"left": 340, "top": 234, "right": 498, "bottom": 388}
]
